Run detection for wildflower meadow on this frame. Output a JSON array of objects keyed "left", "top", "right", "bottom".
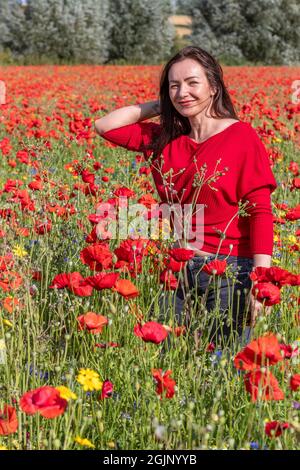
[{"left": 0, "top": 64, "right": 299, "bottom": 450}]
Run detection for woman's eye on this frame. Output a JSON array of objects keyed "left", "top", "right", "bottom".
[{"left": 170, "top": 82, "right": 198, "bottom": 89}]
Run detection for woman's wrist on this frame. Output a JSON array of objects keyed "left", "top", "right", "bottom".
[
  {"left": 152, "top": 100, "right": 161, "bottom": 116},
  {"left": 252, "top": 254, "right": 272, "bottom": 268},
  {"left": 136, "top": 100, "right": 161, "bottom": 121}
]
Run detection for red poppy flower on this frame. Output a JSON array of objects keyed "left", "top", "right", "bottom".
[
  {"left": 250, "top": 267, "right": 270, "bottom": 282},
  {"left": 104, "top": 167, "right": 114, "bottom": 174},
  {"left": 152, "top": 369, "right": 176, "bottom": 399},
  {"left": 291, "top": 178, "right": 300, "bottom": 191},
  {"left": 265, "top": 421, "right": 289, "bottom": 438},
  {"left": 95, "top": 342, "right": 120, "bottom": 349},
  {"left": 0, "top": 270, "right": 23, "bottom": 292},
  {"left": 250, "top": 266, "right": 297, "bottom": 287},
  {"left": 290, "top": 374, "right": 300, "bottom": 392},
  {"left": 138, "top": 193, "right": 158, "bottom": 208},
  {"left": 77, "top": 312, "right": 108, "bottom": 334},
  {"left": 202, "top": 259, "right": 227, "bottom": 276},
  {"left": 85, "top": 226, "right": 99, "bottom": 243},
  {"left": 2, "top": 296, "right": 22, "bottom": 314},
  {"left": 234, "top": 334, "right": 283, "bottom": 371},
  {"left": 289, "top": 274, "right": 300, "bottom": 286},
  {"left": 279, "top": 343, "right": 299, "bottom": 359},
  {"left": 15, "top": 226, "right": 30, "bottom": 237},
  {"left": 134, "top": 321, "right": 169, "bottom": 344},
  {"left": 20, "top": 386, "right": 68, "bottom": 418},
  {"left": 80, "top": 244, "right": 113, "bottom": 271},
  {"left": 289, "top": 161, "right": 299, "bottom": 176},
  {"left": 28, "top": 180, "right": 43, "bottom": 191},
  {"left": 3, "top": 178, "right": 23, "bottom": 192},
  {"left": 85, "top": 272, "right": 119, "bottom": 290},
  {"left": 173, "top": 325, "right": 186, "bottom": 337},
  {"left": 114, "top": 239, "right": 149, "bottom": 272},
  {"left": 163, "top": 256, "right": 184, "bottom": 272},
  {"left": 286, "top": 207, "right": 300, "bottom": 221},
  {"left": 160, "top": 269, "right": 178, "bottom": 290},
  {"left": 81, "top": 169, "right": 95, "bottom": 185},
  {"left": 168, "top": 248, "right": 194, "bottom": 262},
  {"left": 99, "top": 380, "right": 114, "bottom": 399},
  {"left": 251, "top": 282, "right": 281, "bottom": 306},
  {"left": 34, "top": 218, "right": 52, "bottom": 234},
  {"left": 49, "top": 272, "right": 93, "bottom": 297},
  {"left": 244, "top": 370, "right": 285, "bottom": 402},
  {"left": 0, "top": 405, "right": 18, "bottom": 435},
  {"left": 32, "top": 271, "right": 42, "bottom": 281},
  {"left": 266, "top": 266, "right": 297, "bottom": 287},
  {"left": 113, "top": 279, "right": 139, "bottom": 299},
  {"left": 0, "top": 255, "right": 14, "bottom": 271},
  {"left": 114, "top": 187, "right": 135, "bottom": 198}
]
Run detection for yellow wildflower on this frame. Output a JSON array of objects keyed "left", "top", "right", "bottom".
[
  {"left": 277, "top": 210, "right": 286, "bottom": 218},
  {"left": 76, "top": 368, "right": 103, "bottom": 391},
  {"left": 74, "top": 436, "right": 95, "bottom": 449},
  {"left": 12, "top": 244, "right": 28, "bottom": 258},
  {"left": 0, "top": 445, "right": 7, "bottom": 450},
  {"left": 2, "top": 318, "right": 13, "bottom": 328},
  {"left": 56, "top": 385, "right": 77, "bottom": 401},
  {"left": 151, "top": 218, "right": 172, "bottom": 240}
]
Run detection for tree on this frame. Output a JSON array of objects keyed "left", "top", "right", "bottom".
[
  {"left": 0, "top": 0, "right": 112, "bottom": 64},
  {"left": 238, "top": 0, "right": 300, "bottom": 64},
  {"left": 190, "top": 0, "right": 299, "bottom": 65},
  {"left": 190, "top": 0, "right": 246, "bottom": 64},
  {"left": 0, "top": 0, "right": 28, "bottom": 56},
  {"left": 175, "top": 0, "right": 197, "bottom": 15},
  {"left": 108, "top": 0, "right": 176, "bottom": 64}
]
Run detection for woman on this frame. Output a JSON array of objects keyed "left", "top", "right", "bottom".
[{"left": 95, "top": 46, "right": 277, "bottom": 346}]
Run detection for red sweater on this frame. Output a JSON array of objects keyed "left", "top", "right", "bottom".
[{"left": 101, "top": 120, "right": 277, "bottom": 257}]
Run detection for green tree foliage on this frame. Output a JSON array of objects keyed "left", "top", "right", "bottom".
[
  {"left": 0, "top": 0, "right": 112, "bottom": 64},
  {"left": 0, "top": 0, "right": 28, "bottom": 56},
  {"left": 107, "top": 0, "right": 176, "bottom": 64},
  {"left": 190, "top": 0, "right": 299, "bottom": 65}
]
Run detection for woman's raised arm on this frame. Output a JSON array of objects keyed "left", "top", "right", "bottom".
[{"left": 94, "top": 100, "right": 160, "bottom": 135}]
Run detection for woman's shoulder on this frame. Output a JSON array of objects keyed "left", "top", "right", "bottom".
[
  {"left": 234, "top": 120, "right": 261, "bottom": 138},
  {"left": 229, "top": 120, "right": 268, "bottom": 150}
]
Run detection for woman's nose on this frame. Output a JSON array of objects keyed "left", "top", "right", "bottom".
[{"left": 177, "top": 84, "right": 190, "bottom": 98}]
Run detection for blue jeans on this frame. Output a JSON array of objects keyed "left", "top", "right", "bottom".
[{"left": 155, "top": 254, "right": 254, "bottom": 346}]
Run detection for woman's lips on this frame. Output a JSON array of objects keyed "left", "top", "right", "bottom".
[{"left": 179, "top": 101, "right": 195, "bottom": 106}]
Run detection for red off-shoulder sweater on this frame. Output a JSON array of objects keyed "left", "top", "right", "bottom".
[{"left": 101, "top": 120, "right": 277, "bottom": 257}]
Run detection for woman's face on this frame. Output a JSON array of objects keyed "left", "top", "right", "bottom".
[{"left": 168, "top": 58, "right": 215, "bottom": 117}]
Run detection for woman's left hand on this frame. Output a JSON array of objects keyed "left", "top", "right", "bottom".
[{"left": 249, "top": 293, "right": 272, "bottom": 327}]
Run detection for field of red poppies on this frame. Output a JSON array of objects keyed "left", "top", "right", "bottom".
[{"left": 0, "top": 64, "right": 299, "bottom": 450}]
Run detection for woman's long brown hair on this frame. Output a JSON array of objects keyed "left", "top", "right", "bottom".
[{"left": 147, "top": 45, "right": 239, "bottom": 160}]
